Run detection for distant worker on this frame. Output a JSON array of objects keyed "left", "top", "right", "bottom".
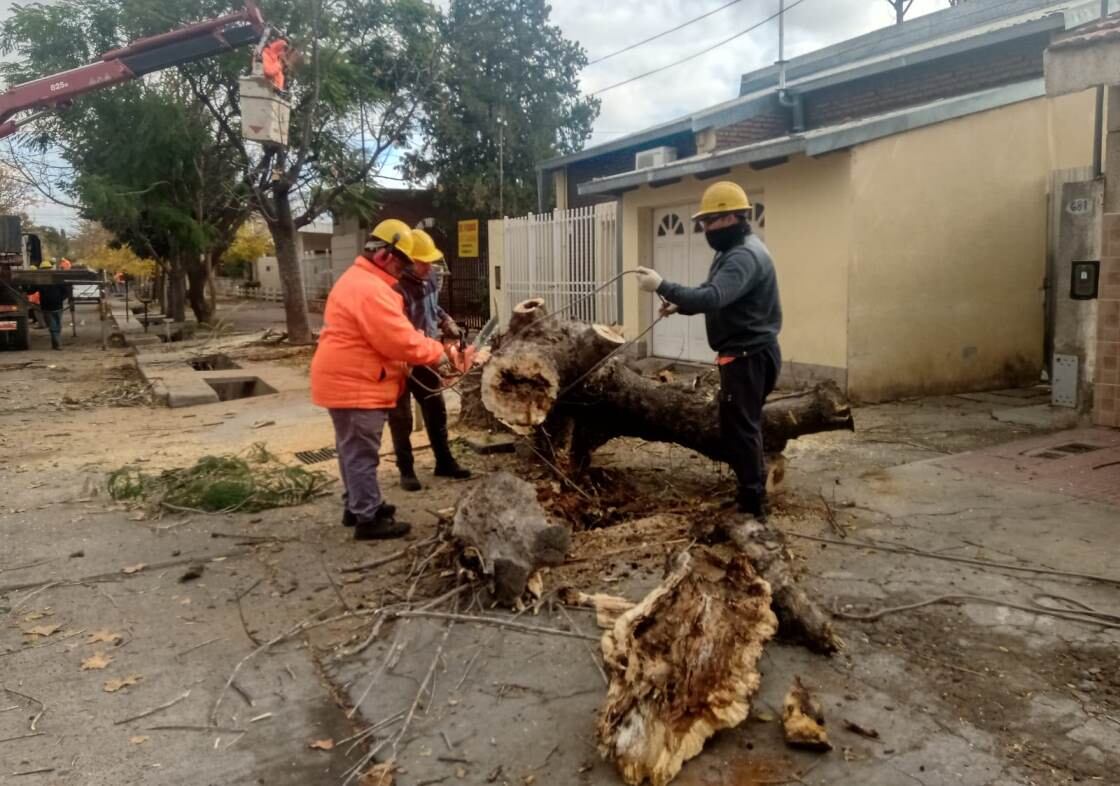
[
  {"left": 635, "top": 181, "right": 782, "bottom": 522},
  {"left": 310, "top": 219, "right": 475, "bottom": 541},
  {"left": 387, "top": 229, "right": 472, "bottom": 492},
  {"left": 25, "top": 289, "right": 41, "bottom": 327},
  {"left": 260, "top": 38, "right": 295, "bottom": 92},
  {"left": 29, "top": 274, "right": 72, "bottom": 351},
  {"left": 59, "top": 258, "right": 72, "bottom": 270}
]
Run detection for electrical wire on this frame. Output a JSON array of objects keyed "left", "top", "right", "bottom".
[
  {"left": 586, "top": 0, "right": 746, "bottom": 66},
  {"left": 590, "top": 0, "right": 810, "bottom": 96}
]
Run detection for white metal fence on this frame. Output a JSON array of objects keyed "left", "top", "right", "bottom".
[
  {"left": 500, "top": 203, "right": 620, "bottom": 324},
  {"left": 215, "top": 256, "right": 336, "bottom": 304}
]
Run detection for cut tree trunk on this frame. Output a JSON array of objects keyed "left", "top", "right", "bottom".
[
  {"left": 597, "top": 548, "right": 778, "bottom": 786},
  {"left": 481, "top": 301, "right": 626, "bottom": 434},
  {"left": 477, "top": 302, "right": 853, "bottom": 470},
  {"left": 452, "top": 471, "right": 571, "bottom": 605}
]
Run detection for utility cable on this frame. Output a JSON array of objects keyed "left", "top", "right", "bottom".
[
  {"left": 586, "top": 0, "right": 746, "bottom": 66},
  {"left": 591, "top": 0, "right": 810, "bottom": 96}
]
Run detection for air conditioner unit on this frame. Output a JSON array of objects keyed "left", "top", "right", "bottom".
[{"left": 635, "top": 146, "right": 677, "bottom": 170}]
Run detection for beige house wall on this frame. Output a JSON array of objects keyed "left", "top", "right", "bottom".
[
  {"left": 619, "top": 153, "right": 853, "bottom": 383},
  {"left": 847, "top": 91, "right": 1095, "bottom": 401}
]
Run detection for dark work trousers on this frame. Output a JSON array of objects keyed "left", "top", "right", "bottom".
[
  {"left": 329, "top": 408, "right": 390, "bottom": 521},
  {"left": 718, "top": 343, "right": 781, "bottom": 516},
  {"left": 387, "top": 365, "right": 453, "bottom": 473},
  {"left": 43, "top": 309, "right": 63, "bottom": 349}
]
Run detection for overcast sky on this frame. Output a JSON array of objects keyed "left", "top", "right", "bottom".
[{"left": 1, "top": 0, "right": 952, "bottom": 229}]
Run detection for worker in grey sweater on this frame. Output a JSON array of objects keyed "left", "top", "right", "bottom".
[{"left": 635, "top": 181, "right": 782, "bottom": 521}]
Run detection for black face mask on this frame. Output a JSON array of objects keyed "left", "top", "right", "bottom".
[{"left": 705, "top": 223, "right": 749, "bottom": 253}]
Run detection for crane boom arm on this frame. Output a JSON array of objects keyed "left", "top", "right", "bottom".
[{"left": 0, "top": 1, "right": 267, "bottom": 139}]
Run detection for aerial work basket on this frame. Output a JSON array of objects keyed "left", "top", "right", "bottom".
[{"left": 239, "top": 71, "right": 291, "bottom": 148}]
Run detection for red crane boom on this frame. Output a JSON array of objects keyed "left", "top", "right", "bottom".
[{"left": 0, "top": 1, "right": 267, "bottom": 140}]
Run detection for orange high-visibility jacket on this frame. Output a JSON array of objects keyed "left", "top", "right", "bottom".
[
  {"left": 311, "top": 257, "right": 445, "bottom": 410},
  {"left": 261, "top": 40, "right": 289, "bottom": 91}
]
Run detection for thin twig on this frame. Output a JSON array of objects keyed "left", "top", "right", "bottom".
[
  {"left": 236, "top": 579, "right": 264, "bottom": 647},
  {"left": 342, "top": 535, "right": 440, "bottom": 574},
  {"left": 833, "top": 593, "right": 1120, "bottom": 629},
  {"left": 396, "top": 611, "right": 598, "bottom": 642},
  {"left": 789, "top": 532, "right": 1120, "bottom": 587},
  {"left": 146, "top": 725, "right": 246, "bottom": 733},
  {"left": 0, "top": 732, "right": 43, "bottom": 744},
  {"left": 210, "top": 603, "right": 341, "bottom": 725},
  {"left": 114, "top": 691, "right": 191, "bottom": 725},
  {"left": 321, "top": 554, "right": 352, "bottom": 612},
  {"left": 558, "top": 605, "right": 608, "bottom": 687},
  {"left": 176, "top": 637, "right": 221, "bottom": 659},
  {"left": 0, "top": 551, "right": 249, "bottom": 595},
  {"left": 6, "top": 582, "right": 61, "bottom": 616},
  {"left": 1, "top": 687, "right": 44, "bottom": 731}
]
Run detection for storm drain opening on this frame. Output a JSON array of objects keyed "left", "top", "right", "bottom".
[
  {"left": 189, "top": 354, "right": 242, "bottom": 371},
  {"left": 296, "top": 447, "right": 337, "bottom": 465},
  {"left": 1050, "top": 443, "right": 1104, "bottom": 455},
  {"left": 205, "top": 377, "right": 278, "bottom": 402}
]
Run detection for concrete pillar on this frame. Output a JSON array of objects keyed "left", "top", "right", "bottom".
[
  {"left": 1097, "top": 213, "right": 1120, "bottom": 427},
  {"left": 553, "top": 170, "right": 569, "bottom": 211},
  {"left": 1104, "top": 86, "right": 1120, "bottom": 212},
  {"left": 1055, "top": 180, "right": 1102, "bottom": 410}
]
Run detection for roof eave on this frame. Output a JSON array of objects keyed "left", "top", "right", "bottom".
[{"left": 578, "top": 79, "right": 1047, "bottom": 197}]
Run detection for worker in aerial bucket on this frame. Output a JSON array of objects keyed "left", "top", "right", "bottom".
[
  {"left": 386, "top": 229, "right": 472, "bottom": 492},
  {"left": 635, "top": 181, "right": 783, "bottom": 522},
  {"left": 310, "top": 220, "right": 475, "bottom": 541},
  {"left": 260, "top": 36, "right": 298, "bottom": 92}
]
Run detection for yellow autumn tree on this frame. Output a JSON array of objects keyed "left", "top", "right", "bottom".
[
  {"left": 221, "top": 223, "right": 274, "bottom": 278},
  {"left": 84, "top": 245, "right": 158, "bottom": 278}
]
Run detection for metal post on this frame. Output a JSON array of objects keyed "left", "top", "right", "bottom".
[
  {"left": 70, "top": 297, "right": 77, "bottom": 338},
  {"left": 778, "top": 0, "right": 786, "bottom": 91},
  {"left": 1095, "top": 0, "right": 1108, "bottom": 177},
  {"left": 125, "top": 278, "right": 130, "bottom": 322}
]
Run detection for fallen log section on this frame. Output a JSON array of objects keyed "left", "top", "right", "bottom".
[
  {"left": 477, "top": 300, "right": 854, "bottom": 471},
  {"left": 451, "top": 471, "right": 570, "bottom": 605}
]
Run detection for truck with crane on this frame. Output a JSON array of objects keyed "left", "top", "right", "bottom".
[{"left": 0, "top": 1, "right": 289, "bottom": 351}]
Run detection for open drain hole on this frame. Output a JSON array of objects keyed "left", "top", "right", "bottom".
[
  {"left": 189, "top": 354, "right": 241, "bottom": 371},
  {"left": 1051, "top": 443, "right": 1104, "bottom": 455},
  {"left": 205, "top": 377, "right": 277, "bottom": 402}
]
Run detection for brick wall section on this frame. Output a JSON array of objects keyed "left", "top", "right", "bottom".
[
  {"left": 804, "top": 34, "right": 1049, "bottom": 129},
  {"left": 1097, "top": 213, "right": 1120, "bottom": 428},
  {"left": 714, "top": 110, "right": 789, "bottom": 151}
]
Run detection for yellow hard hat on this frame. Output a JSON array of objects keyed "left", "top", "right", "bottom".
[
  {"left": 39, "top": 260, "right": 54, "bottom": 269},
  {"left": 367, "top": 219, "right": 414, "bottom": 260},
  {"left": 692, "top": 181, "right": 751, "bottom": 221},
  {"left": 409, "top": 229, "right": 444, "bottom": 264}
]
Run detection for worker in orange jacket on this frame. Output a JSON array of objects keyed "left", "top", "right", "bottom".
[
  {"left": 311, "top": 219, "right": 474, "bottom": 540},
  {"left": 261, "top": 38, "right": 294, "bottom": 92}
]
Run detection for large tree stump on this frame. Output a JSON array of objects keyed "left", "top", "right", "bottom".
[
  {"left": 597, "top": 548, "right": 778, "bottom": 786},
  {"left": 452, "top": 472, "right": 571, "bottom": 605}
]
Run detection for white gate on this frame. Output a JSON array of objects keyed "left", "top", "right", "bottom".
[{"left": 500, "top": 203, "right": 620, "bottom": 325}]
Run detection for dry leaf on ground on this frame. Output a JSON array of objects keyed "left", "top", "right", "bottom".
[
  {"left": 309, "top": 739, "right": 335, "bottom": 751},
  {"left": 359, "top": 761, "right": 395, "bottom": 786},
  {"left": 24, "top": 624, "right": 62, "bottom": 638},
  {"left": 129, "top": 735, "right": 149, "bottom": 745},
  {"left": 87, "top": 630, "right": 123, "bottom": 646},
  {"left": 104, "top": 675, "right": 142, "bottom": 693},
  {"left": 81, "top": 652, "right": 113, "bottom": 670},
  {"left": 121, "top": 564, "right": 146, "bottom": 575}
]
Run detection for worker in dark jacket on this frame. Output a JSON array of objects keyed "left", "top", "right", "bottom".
[
  {"left": 30, "top": 263, "right": 71, "bottom": 351},
  {"left": 387, "top": 229, "right": 472, "bottom": 491},
  {"left": 635, "top": 181, "right": 782, "bottom": 521}
]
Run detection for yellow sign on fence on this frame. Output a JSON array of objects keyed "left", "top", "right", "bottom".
[{"left": 458, "top": 220, "right": 480, "bottom": 258}]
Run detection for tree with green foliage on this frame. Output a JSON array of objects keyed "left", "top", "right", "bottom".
[
  {"left": 0, "top": 0, "right": 250, "bottom": 323},
  {"left": 403, "top": 0, "right": 599, "bottom": 217},
  {"left": 171, "top": 0, "right": 442, "bottom": 343}
]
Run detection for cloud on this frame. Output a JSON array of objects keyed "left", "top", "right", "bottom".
[{"left": 551, "top": 0, "right": 951, "bottom": 142}]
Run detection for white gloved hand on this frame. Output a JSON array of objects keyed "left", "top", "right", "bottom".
[{"left": 635, "top": 266, "right": 664, "bottom": 292}]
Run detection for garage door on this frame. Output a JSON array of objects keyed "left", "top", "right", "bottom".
[{"left": 651, "top": 205, "right": 714, "bottom": 363}]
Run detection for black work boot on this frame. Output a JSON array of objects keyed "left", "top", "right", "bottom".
[
  {"left": 343, "top": 504, "right": 394, "bottom": 527},
  {"left": 737, "top": 490, "right": 769, "bottom": 524},
  {"left": 433, "top": 451, "right": 471, "bottom": 480},
  {"left": 353, "top": 506, "right": 412, "bottom": 541},
  {"left": 398, "top": 465, "right": 423, "bottom": 492}
]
